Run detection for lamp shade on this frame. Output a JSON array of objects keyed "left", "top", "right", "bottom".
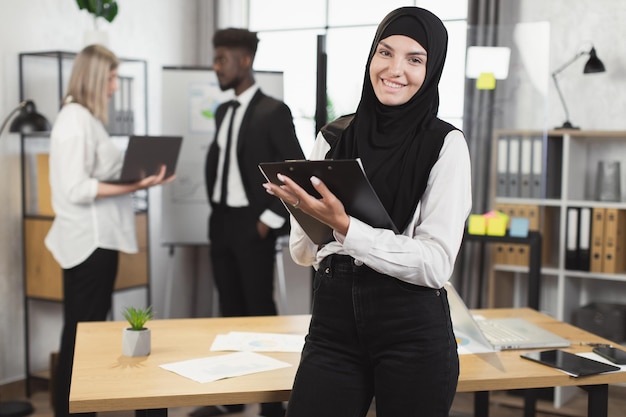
[
  {"left": 8, "top": 100, "right": 51, "bottom": 133},
  {"left": 583, "top": 47, "right": 606, "bottom": 74}
]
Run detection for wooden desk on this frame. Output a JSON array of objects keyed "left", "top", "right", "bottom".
[{"left": 70, "top": 309, "right": 626, "bottom": 417}]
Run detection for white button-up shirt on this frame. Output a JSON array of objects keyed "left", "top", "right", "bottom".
[{"left": 45, "top": 102, "right": 137, "bottom": 269}]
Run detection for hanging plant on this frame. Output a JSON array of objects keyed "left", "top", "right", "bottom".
[{"left": 76, "top": 0, "right": 119, "bottom": 29}]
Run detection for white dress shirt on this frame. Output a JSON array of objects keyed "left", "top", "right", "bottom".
[
  {"left": 289, "top": 129, "right": 472, "bottom": 289},
  {"left": 45, "top": 102, "right": 137, "bottom": 269},
  {"left": 212, "top": 85, "right": 258, "bottom": 207},
  {"left": 212, "top": 84, "right": 285, "bottom": 229}
]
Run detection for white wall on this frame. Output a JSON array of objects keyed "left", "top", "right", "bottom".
[
  {"left": 500, "top": 0, "right": 626, "bottom": 131},
  {"left": 0, "top": 0, "right": 201, "bottom": 384}
]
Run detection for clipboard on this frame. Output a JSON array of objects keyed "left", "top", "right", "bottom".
[{"left": 259, "top": 159, "right": 398, "bottom": 244}]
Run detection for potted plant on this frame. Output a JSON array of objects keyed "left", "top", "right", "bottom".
[
  {"left": 121, "top": 305, "right": 153, "bottom": 357},
  {"left": 76, "top": 0, "right": 119, "bottom": 27},
  {"left": 76, "top": 0, "right": 119, "bottom": 46}
]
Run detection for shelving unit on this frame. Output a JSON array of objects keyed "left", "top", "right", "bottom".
[
  {"left": 489, "top": 129, "right": 626, "bottom": 324},
  {"left": 489, "top": 129, "right": 626, "bottom": 408},
  {"left": 17, "top": 51, "right": 149, "bottom": 393}
]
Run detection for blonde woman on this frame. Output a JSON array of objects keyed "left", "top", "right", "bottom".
[{"left": 45, "top": 44, "right": 173, "bottom": 417}]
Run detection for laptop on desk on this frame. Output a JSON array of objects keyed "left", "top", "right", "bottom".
[{"left": 445, "top": 282, "right": 570, "bottom": 351}]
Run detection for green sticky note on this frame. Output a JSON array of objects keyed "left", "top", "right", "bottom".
[{"left": 476, "top": 72, "right": 496, "bottom": 90}]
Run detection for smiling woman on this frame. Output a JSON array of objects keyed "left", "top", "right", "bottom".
[
  {"left": 369, "top": 35, "right": 428, "bottom": 106},
  {"left": 262, "top": 6, "right": 472, "bottom": 417}
]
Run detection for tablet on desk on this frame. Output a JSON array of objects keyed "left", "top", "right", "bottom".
[
  {"left": 259, "top": 159, "right": 398, "bottom": 244},
  {"left": 107, "top": 135, "right": 182, "bottom": 184},
  {"left": 521, "top": 349, "right": 620, "bottom": 377}
]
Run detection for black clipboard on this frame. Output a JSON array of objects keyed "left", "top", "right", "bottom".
[
  {"left": 106, "top": 135, "right": 182, "bottom": 184},
  {"left": 259, "top": 159, "right": 398, "bottom": 244}
]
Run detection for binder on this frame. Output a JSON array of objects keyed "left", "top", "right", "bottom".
[
  {"left": 590, "top": 207, "right": 606, "bottom": 273},
  {"left": 106, "top": 86, "right": 122, "bottom": 134},
  {"left": 496, "top": 135, "right": 509, "bottom": 197},
  {"left": 520, "top": 137, "right": 532, "bottom": 198},
  {"left": 501, "top": 204, "right": 518, "bottom": 265},
  {"left": 125, "top": 77, "right": 135, "bottom": 134},
  {"left": 120, "top": 77, "right": 132, "bottom": 134},
  {"left": 565, "top": 207, "right": 579, "bottom": 270},
  {"left": 492, "top": 204, "right": 509, "bottom": 264},
  {"left": 530, "top": 135, "right": 543, "bottom": 198},
  {"left": 507, "top": 135, "right": 521, "bottom": 197},
  {"left": 259, "top": 159, "right": 398, "bottom": 244},
  {"left": 578, "top": 207, "right": 592, "bottom": 271},
  {"left": 545, "top": 136, "right": 563, "bottom": 199},
  {"left": 604, "top": 208, "right": 626, "bottom": 273}
]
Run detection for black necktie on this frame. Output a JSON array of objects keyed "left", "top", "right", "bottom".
[{"left": 219, "top": 100, "right": 240, "bottom": 205}]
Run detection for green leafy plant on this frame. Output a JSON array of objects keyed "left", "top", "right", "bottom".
[
  {"left": 122, "top": 306, "right": 153, "bottom": 331},
  {"left": 76, "top": 0, "right": 119, "bottom": 28}
]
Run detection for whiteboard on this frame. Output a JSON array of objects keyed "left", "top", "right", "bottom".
[{"left": 160, "top": 67, "right": 284, "bottom": 245}]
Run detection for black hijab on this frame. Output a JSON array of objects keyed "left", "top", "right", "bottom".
[{"left": 327, "top": 7, "right": 456, "bottom": 233}]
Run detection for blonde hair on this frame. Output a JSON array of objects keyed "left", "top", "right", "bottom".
[{"left": 64, "top": 44, "right": 119, "bottom": 124}]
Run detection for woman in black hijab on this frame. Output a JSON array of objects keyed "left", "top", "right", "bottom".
[{"left": 264, "top": 7, "right": 471, "bottom": 417}]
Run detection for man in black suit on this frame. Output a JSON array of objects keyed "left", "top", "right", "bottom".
[{"left": 201, "top": 28, "right": 304, "bottom": 417}]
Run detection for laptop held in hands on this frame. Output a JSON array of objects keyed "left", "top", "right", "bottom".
[{"left": 106, "top": 135, "right": 182, "bottom": 184}]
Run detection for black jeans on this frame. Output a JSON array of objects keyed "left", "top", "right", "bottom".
[
  {"left": 286, "top": 255, "right": 459, "bottom": 417},
  {"left": 54, "top": 248, "right": 118, "bottom": 417}
]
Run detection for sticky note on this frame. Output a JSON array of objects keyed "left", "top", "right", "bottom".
[
  {"left": 509, "top": 217, "right": 530, "bottom": 238},
  {"left": 467, "top": 214, "right": 487, "bottom": 235},
  {"left": 476, "top": 72, "right": 496, "bottom": 90},
  {"left": 486, "top": 215, "right": 507, "bottom": 236}
]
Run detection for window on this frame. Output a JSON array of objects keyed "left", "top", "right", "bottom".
[{"left": 248, "top": 0, "right": 468, "bottom": 156}]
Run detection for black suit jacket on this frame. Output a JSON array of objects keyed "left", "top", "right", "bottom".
[{"left": 205, "top": 89, "right": 304, "bottom": 235}]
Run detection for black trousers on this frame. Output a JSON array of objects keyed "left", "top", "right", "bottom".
[
  {"left": 54, "top": 248, "right": 118, "bottom": 417},
  {"left": 209, "top": 205, "right": 278, "bottom": 317},
  {"left": 209, "top": 206, "right": 283, "bottom": 416},
  {"left": 286, "top": 254, "right": 459, "bottom": 417}
]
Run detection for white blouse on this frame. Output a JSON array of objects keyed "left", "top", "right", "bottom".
[
  {"left": 289, "top": 129, "right": 472, "bottom": 289},
  {"left": 45, "top": 102, "right": 137, "bottom": 269}
]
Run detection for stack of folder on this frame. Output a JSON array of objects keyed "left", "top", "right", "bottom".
[
  {"left": 495, "top": 133, "right": 562, "bottom": 200},
  {"left": 581, "top": 207, "right": 626, "bottom": 273},
  {"left": 497, "top": 134, "right": 543, "bottom": 198},
  {"left": 107, "top": 76, "right": 135, "bottom": 135}
]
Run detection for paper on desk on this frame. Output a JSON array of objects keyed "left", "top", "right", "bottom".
[
  {"left": 159, "top": 351, "right": 292, "bottom": 383},
  {"left": 454, "top": 329, "right": 494, "bottom": 355},
  {"left": 210, "top": 331, "right": 305, "bottom": 352}
]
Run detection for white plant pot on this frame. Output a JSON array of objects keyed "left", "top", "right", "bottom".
[
  {"left": 83, "top": 29, "right": 109, "bottom": 47},
  {"left": 122, "top": 328, "right": 151, "bottom": 357}
]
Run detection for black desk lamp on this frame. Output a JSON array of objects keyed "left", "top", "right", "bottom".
[
  {"left": 551, "top": 46, "right": 606, "bottom": 130},
  {"left": 0, "top": 100, "right": 51, "bottom": 135},
  {"left": 0, "top": 100, "right": 49, "bottom": 417}
]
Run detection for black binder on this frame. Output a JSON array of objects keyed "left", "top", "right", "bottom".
[{"left": 259, "top": 159, "right": 398, "bottom": 244}]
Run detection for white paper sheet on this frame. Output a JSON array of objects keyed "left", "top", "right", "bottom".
[
  {"left": 210, "top": 331, "right": 305, "bottom": 352},
  {"left": 159, "top": 351, "right": 292, "bottom": 383}
]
